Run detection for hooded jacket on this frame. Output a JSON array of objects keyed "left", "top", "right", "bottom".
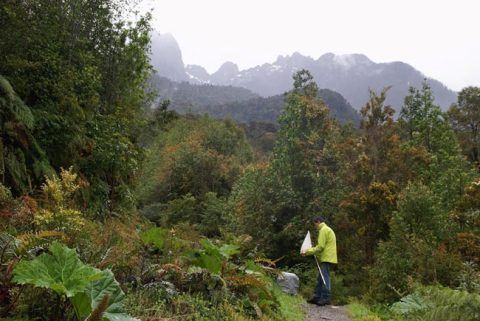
[{"left": 305, "top": 222, "right": 337, "bottom": 264}]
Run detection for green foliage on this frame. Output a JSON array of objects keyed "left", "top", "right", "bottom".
[
  {"left": 391, "top": 286, "right": 480, "bottom": 321},
  {"left": 229, "top": 70, "right": 348, "bottom": 264},
  {"left": 138, "top": 116, "right": 252, "bottom": 205},
  {"left": 400, "top": 83, "right": 473, "bottom": 207},
  {"left": 271, "top": 286, "right": 305, "bottom": 321},
  {"left": 151, "top": 75, "right": 258, "bottom": 111},
  {"left": 34, "top": 168, "right": 86, "bottom": 234},
  {"left": 347, "top": 302, "right": 383, "bottom": 321},
  {"left": 1, "top": 2, "right": 479, "bottom": 315},
  {"left": 163, "top": 194, "right": 198, "bottom": 225},
  {"left": 372, "top": 184, "right": 462, "bottom": 301},
  {"left": 13, "top": 242, "right": 102, "bottom": 298},
  {"left": 13, "top": 242, "right": 138, "bottom": 321},
  {"left": 0, "top": 0, "right": 153, "bottom": 214},
  {"left": 198, "top": 192, "right": 228, "bottom": 236},
  {"left": 273, "top": 69, "right": 334, "bottom": 206},
  {"left": 0, "top": 75, "right": 53, "bottom": 194},
  {"left": 188, "top": 239, "right": 240, "bottom": 275},
  {"left": 457, "top": 262, "right": 480, "bottom": 293},
  {"left": 448, "top": 86, "right": 480, "bottom": 164},
  {"left": 139, "top": 227, "right": 168, "bottom": 250},
  {"left": 228, "top": 164, "right": 300, "bottom": 260},
  {"left": 169, "top": 85, "right": 361, "bottom": 130},
  {"left": 126, "top": 227, "right": 294, "bottom": 321},
  {"left": 400, "top": 82, "right": 447, "bottom": 152},
  {"left": 0, "top": 183, "right": 13, "bottom": 219},
  {"left": 391, "top": 292, "right": 429, "bottom": 315},
  {"left": 72, "top": 270, "right": 139, "bottom": 321}
]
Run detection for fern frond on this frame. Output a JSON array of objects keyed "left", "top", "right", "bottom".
[
  {"left": 225, "top": 274, "right": 268, "bottom": 290},
  {"left": 255, "top": 257, "right": 277, "bottom": 268},
  {"left": 254, "top": 258, "right": 281, "bottom": 276},
  {"left": 16, "top": 230, "right": 66, "bottom": 254},
  {"left": 160, "top": 263, "right": 183, "bottom": 272}
]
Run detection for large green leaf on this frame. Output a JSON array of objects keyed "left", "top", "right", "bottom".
[
  {"left": 391, "top": 292, "right": 429, "bottom": 315},
  {"left": 139, "top": 227, "right": 168, "bottom": 249},
  {"left": 197, "top": 239, "right": 223, "bottom": 274},
  {"left": 12, "top": 242, "right": 102, "bottom": 297},
  {"left": 72, "top": 270, "right": 139, "bottom": 321},
  {"left": 219, "top": 244, "right": 240, "bottom": 258}
]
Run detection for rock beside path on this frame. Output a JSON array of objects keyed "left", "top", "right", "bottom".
[
  {"left": 304, "top": 303, "right": 352, "bottom": 321},
  {"left": 277, "top": 272, "right": 300, "bottom": 295}
]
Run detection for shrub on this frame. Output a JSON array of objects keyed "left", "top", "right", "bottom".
[{"left": 391, "top": 286, "right": 480, "bottom": 321}]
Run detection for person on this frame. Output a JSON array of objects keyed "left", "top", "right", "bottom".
[{"left": 302, "top": 215, "right": 337, "bottom": 306}]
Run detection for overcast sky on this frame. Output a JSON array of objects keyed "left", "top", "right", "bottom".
[{"left": 141, "top": 0, "right": 479, "bottom": 91}]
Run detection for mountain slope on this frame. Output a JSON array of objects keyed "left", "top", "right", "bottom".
[
  {"left": 150, "top": 76, "right": 360, "bottom": 125},
  {"left": 193, "top": 89, "right": 360, "bottom": 125},
  {"left": 209, "top": 52, "right": 457, "bottom": 110},
  {"left": 150, "top": 75, "right": 259, "bottom": 111}
]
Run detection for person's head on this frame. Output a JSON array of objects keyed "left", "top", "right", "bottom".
[{"left": 313, "top": 216, "right": 325, "bottom": 228}]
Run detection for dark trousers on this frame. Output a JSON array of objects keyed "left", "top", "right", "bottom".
[{"left": 313, "top": 262, "right": 331, "bottom": 301}]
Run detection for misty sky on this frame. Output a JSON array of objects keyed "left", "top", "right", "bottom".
[{"left": 141, "top": 0, "right": 479, "bottom": 91}]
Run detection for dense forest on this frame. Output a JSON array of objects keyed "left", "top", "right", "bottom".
[
  {"left": 1, "top": 1, "right": 479, "bottom": 321},
  {"left": 149, "top": 75, "right": 361, "bottom": 125}
]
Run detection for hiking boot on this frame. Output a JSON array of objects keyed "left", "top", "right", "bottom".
[
  {"left": 307, "top": 297, "right": 320, "bottom": 305},
  {"left": 315, "top": 299, "right": 331, "bottom": 306}
]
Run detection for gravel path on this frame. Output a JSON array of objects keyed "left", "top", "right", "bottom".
[{"left": 304, "top": 303, "right": 352, "bottom": 321}]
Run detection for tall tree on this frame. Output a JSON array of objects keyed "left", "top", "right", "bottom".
[
  {"left": 339, "top": 88, "right": 401, "bottom": 270},
  {"left": 448, "top": 87, "right": 480, "bottom": 166},
  {"left": 272, "top": 69, "right": 338, "bottom": 209},
  {"left": 400, "top": 83, "right": 473, "bottom": 207}
]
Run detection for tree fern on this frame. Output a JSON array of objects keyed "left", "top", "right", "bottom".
[{"left": 0, "top": 75, "right": 52, "bottom": 194}]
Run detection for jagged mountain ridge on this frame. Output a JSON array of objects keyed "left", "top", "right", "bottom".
[{"left": 150, "top": 33, "right": 457, "bottom": 110}]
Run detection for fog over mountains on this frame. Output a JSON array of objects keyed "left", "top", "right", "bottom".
[{"left": 150, "top": 32, "right": 457, "bottom": 111}]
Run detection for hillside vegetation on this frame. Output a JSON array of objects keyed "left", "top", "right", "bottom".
[
  {"left": 1, "top": 1, "right": 479, "bottom": 321},
  {"left": 150, "top": 75, "right": 361, "bottom": 125}
]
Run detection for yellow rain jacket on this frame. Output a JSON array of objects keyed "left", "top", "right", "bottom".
[{"left": 305, "top": 222, "right": 337, "bottom": 264}]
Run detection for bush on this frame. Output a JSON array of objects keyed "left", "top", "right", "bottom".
[
  {"left": 372, "top": 184, "right": 463, "bottom": 301},
  {"left": 391, "top": 286, "right": 480, "bottom": 321}
]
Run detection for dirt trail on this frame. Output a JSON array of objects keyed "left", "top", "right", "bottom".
[{"left": 304, "top": 303, "right": 352, "bottom": 321}]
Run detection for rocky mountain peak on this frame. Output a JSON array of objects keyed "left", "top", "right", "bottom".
[
  {"left": 150, "top": 32, "right": 188, "bottom": 82},
  {"left": 185, "top": 64, "right": 210, "bottom": 83},
  {"left": 211, "top": 62, "right": 239, "bottom": 84}
]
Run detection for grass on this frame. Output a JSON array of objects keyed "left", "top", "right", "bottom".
[
  {"left": 347, "top": 301, "right": 382, "bottom": 321},
  {"left": 347, "top": 301, "right": 404, "bottom": 321},
  {"left": 273, "top": 285, "right": 306, "bottom": 321}
]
